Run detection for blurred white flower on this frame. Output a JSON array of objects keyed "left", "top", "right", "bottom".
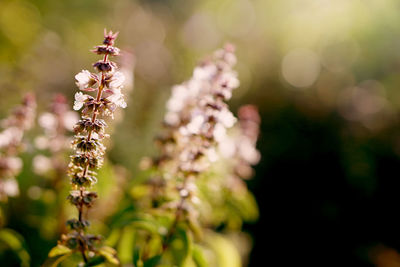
[
  {"left": 33, "top": 155, "right": 52, "bottom": 175},
  {"left": 7, "top": 157, "right": 22, "bottom": 173},
  {"left": 73, "top": 92, "right": 89, "bottom": 110},
  {"left": 107, "top": 89, "right": 127, "bottom": 108},
  {"left": 2, "top": 178, "right": 19, "bottom": 197},
  {"left": 186, "top": 115, "right": 205, "bottom": 135},
  {"left": 218, "top": 136, "right": 236, "bottom": 158},
  {"left": 238, "top": 139, "right": 261, "bottom": 165},
  {"left": 0, "top": 127, "right": 23, "bottom": 148},
  {"left": 205, "top": 147, "right": 219, "bottom": 162},
  {"left": 187, "top": 79, "right": 202, "bottom": 97},
  {"left": 167, "top": 85, "right": 189, "bottom": 112},
  {"left": 108, "top": 71, "right": 125, "bottom": 89},
  {"left": 213, "top": 123, "right": 226, "bottom": 142},
  {"left": 221, "top": 90, "right": 232, "bottom": 100},
  {"left": 63, "top": 111, "right": 79, "bottom": 131},
  {"left": 39, "top": 112, "right": 57, "bottom": 132},
  {"left": 217, "top": 109, "right": 236, "bottom": 128},
  {"left": 214, "top": 46, "right": 237, "bottom": 66},
  {"left": 220, "top": 71, "right": 240, "bottom": 89},
  {"left": 193, "top": 65, "right": 217, "bottom": 81},
  {"left": 34, "top": 136, "right": 49, "bottom": 150},
  {"left": 164, "top": 112, "right": 180, "bottom": 126}
]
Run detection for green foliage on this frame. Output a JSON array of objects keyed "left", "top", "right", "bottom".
[
  {"left": 191, "top": 245, "right": 208, "bottom": 267},
  {"left": 84, "top": 256, "right": 105, "bottom": 266},
  {"left": 143, "top": 255, "right": 162, "bottom": 267},
  {"left": 0, "top": 229, "right": 30, "bottom": 267},
  {"left": 98, "top": 246, "right": 119, "bottom": 265},
  {"left": 42, "top": 254, "right": 72, "bottom": 267},
  {"left": 205, "top": 233, "right": 241, "bottom": 267},
  {"left": 48, "top": 244, "right": 71, "bottom": 257},
  {"left": 169, "top": 228, "right": 192, "bottom": 266}
]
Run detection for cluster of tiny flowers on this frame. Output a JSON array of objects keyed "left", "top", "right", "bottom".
[
  {"left": 59, "top": 30, "right": 125, "bottom": 263},
  {"left": 33, "top": 94, "right": 78, "bottom": 176},
  {"left": 234, "top": 105, "right": 261, "bottom": 178},
  {"left": 0, "top": 94, "right": 36, "bottom": 201},
  {"left": 147, "top": 45, "right": 240, "bottom": 242},
  {"left": 217, "top": 105, "right": 261, "bottom": 192}
]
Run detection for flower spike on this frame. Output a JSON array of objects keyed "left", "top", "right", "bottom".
[{"left": 49, "top": 30, "right": 124, "bottom": 265}]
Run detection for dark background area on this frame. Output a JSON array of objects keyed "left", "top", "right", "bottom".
[{"left": 247, "top": 105, "right": 400, "bottom": 266}]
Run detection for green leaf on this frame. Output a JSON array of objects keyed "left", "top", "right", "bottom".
[
  {"left": 84, "top": 255, "right": 106, "bottom": 266},
  {"left": 117, "top": 226, "right": 135, "bottom": 264},
  {"left": 205, "top": 233, "right": 241, "bottom": 267},
  {"left": 131, "top": 220, "right": 158, "bottom": 234},
  {"left": 170, "top": 227, "right": 192, "bottom": 267},
  {"left": 98, "top": 246, "right": 119, "bottom": 265},
  {"left": 42, "top": 254, "right": 72, "bottom": 267},
  {"left": 191, "top": 245, "right": 207, "bottom": 267},
  {"left": 105, "top": 228, "right": 121, "bottom": 247},
  {"left": 228, "top": 190, "right": 259, "bottom": 222},
  {"left": 48, "top": 245, "right": 72, "bottom": 257},
  {"left": 110, "top": 211, "right": 159, "bottom": 233},
  {"left": 143, "top": 254, "right": 162, "bottom": 267},
  {"left": 133, "top": 246, "right": 142, "bottom": 266}
]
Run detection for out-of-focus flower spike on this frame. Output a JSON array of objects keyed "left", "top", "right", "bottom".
[{"left": 0, "top": 93, "right": 36, "bottom": 201}]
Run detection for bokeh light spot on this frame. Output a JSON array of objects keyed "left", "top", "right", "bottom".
[
  {"left": 281, "top": 48, "right": 321, "bottom": 88},
  {"left": 181, "top": 12, "right": 221, "bottom": 51}
]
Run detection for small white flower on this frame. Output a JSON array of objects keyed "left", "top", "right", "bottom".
[
  {"left": 214, "top": 47, "right": 237, "bottom": 66},
  {"left": 6, "top": 157, "right": 22, "bottom": 173},
  {"left": 167, "top": 85, "right": 189, "bottom": 112},
  {"left": 191, "top": 195, "right": 201, "bottom": 205},
  {"left": 193, "top": 65, "right": 217, "bottom": 81},
  {"left": 164, "top": 112, "right": 180, "bottom": 126},
  {"left": 33, "top": 155, "right": 52, "bottom": 175},
  {"left": 3, "top": 178, "right": 19, "bottom": 197},
  {"left": 186, "top": 115, "right": 205, "bottom": 135},
  {"left": 108, "top": 71, "right": 125, "bottom": 89},
  {"left": 187, "top": 80, "right": 202, "bottom": 98},
  {"left": 213, "top": 123, "right": 226, "bottom": 142},
  {"left": 238, "top": 139, "right": 261, "bottom": 164},
  {"left": 75, "top": 70, "right": 97, "bottom": 90},
  {"left": 220, "top": 71, "right": 239, "bottom": 89},
  {"left": 73, "top": 92, "right": 89, "bottom": 111},
  {"left": 205, "top": 147, "right": 219, "bottom": 162},
  {"left": 39, "top": 112, "right": 57, "bottom": 132},
  {"left": 218, "top": 136, "right": 236, "bottom": 158},
  {"left": 224, "top": 52, "right": 237, "bottom": 66},
  {"left": 179, "top": 188, "right": 189, "bottom": 198},
  {"left": 221, "top": 89, "right": 232, "bottom": 100},
  {"left": 34, "top": 136, "right": 49, "bottom": 150},
  {"left": 107, "top": 89, "right": 127, "bottom": 108},
  {"left": 0, "top": 127, "right": 23, "bottom": 148},
  {"left": 62, "top": 111, "right": 79, "bottom": 131},
  {"left": 217, "top": 109, "right": 236, "bottom": 128}
]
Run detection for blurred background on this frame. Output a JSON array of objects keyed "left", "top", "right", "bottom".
[{"left": 1, "top": 0, "right": 400, "bottom": 266}]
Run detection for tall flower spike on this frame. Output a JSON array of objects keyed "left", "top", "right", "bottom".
[
  {"left": 48, "top": 30, "right": 124, "bottom": 265},
  {"left": 0, "top": 93, "right": 36, "bottom": 202},
  {"left": 141, "top": 45, "right": 241, "bottom": 251}
]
